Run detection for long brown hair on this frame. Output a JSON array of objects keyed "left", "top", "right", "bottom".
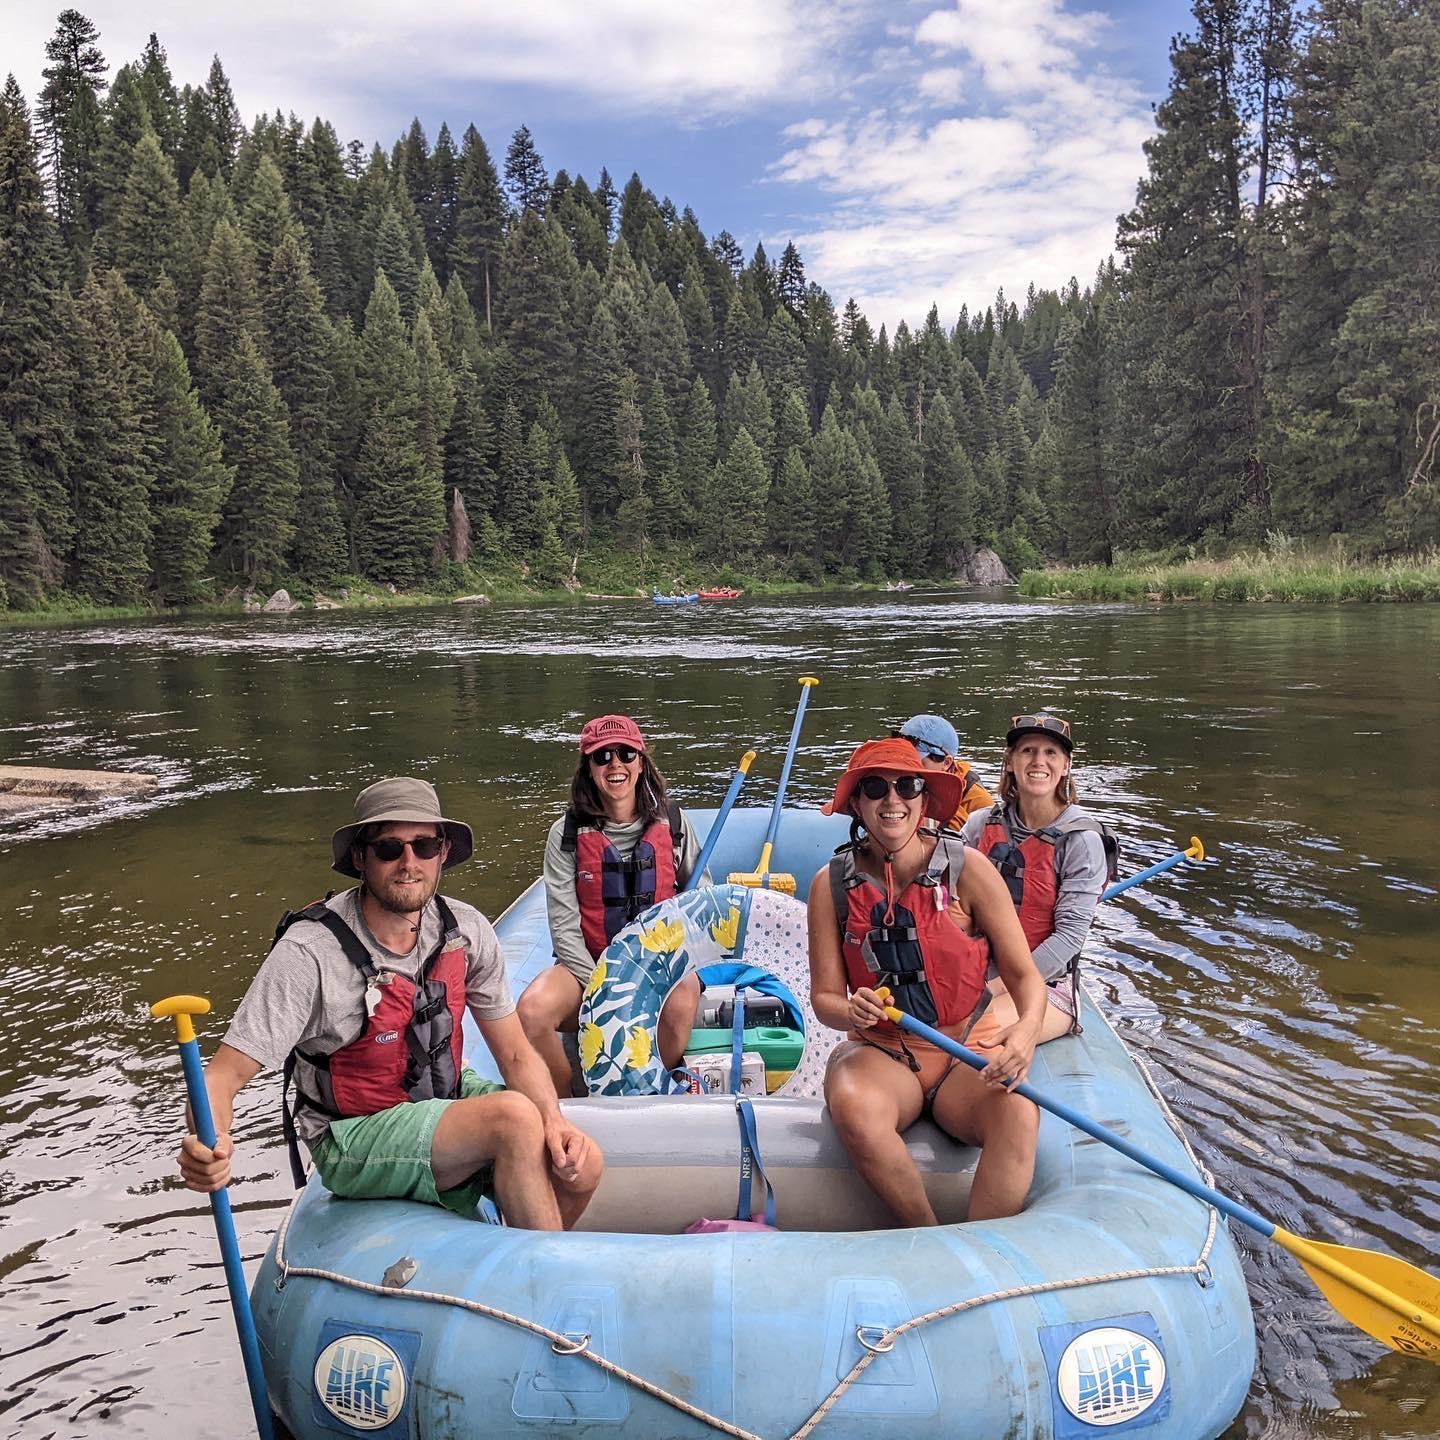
[
  {"left": 567, "top": 751, "right": 671, "bottom": 829},
  {"left": 997, "top": 745, "right": 1079, "bottom": 810}
]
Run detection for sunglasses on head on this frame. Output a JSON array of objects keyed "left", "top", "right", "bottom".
[
  {"left": 856, "top": 774, "right": 927, "bottom": 802},
  {"left": 364, "top": 835, "right": 446, "bottom": 862},
  {"left": 890, "top": 729, "right": 948, "bottom": 764},
  {"left": 1010, "top": 713, "right": 1072, "bottom": 740},
  {"left": 589, "top": 746, "right": 640, "bottom": 766}
]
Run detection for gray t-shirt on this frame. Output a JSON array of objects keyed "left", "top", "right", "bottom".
[
  {"left": 960, "top": 803, "right": 1108, "bottom": 983},
  {"left": 224, "top": 887, "right": 513, "bottom": 1141},
  {"left": 543, "top": 809, "right": 706, "bottom": 981}
]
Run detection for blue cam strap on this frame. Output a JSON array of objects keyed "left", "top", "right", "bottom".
[
  {"left": 735, "top": 1097, "right": 777, "bottom": 1227},
  {"left": 729, "top": 990, "right": 746, "bottom": 1094}
]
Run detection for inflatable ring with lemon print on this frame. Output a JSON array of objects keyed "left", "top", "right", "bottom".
[
  {"left": 578, "top": 883, "right": 751, "bottom": 1096},
  {"left": 577, "top": 882, "right": 837, "bottom": 1098}
]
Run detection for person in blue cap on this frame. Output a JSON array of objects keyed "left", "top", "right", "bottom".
[{"left": 895, "top": 714, "right": 994, "bottom": 828}]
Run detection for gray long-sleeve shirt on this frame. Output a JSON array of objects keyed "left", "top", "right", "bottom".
[
  {"left": 960, "top": 803, "right": 1107, "bottom": 982},
  {"left": 544, "top": 810, "right": 707, "bottom": 981}
]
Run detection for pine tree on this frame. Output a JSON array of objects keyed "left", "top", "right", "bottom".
[
  {"left": 444, "top": 362, "right": 497, "bottom": 521},
  {"left": 497, "top": 211, "right": 575, "bottom": 406},
  {"left": 204, "top": 57, "right": 243, "bottom": 179},
  {"left": 701, "top": 425, "right": 768, "bottom": 562},
  {"left": 413, "top": 310, "right": 456, "bottom": 494},
  {"left": 68, "top": 275, "right": 152, "bottom": 603},
  {"left": 723, "top": 361, "right": 774, "bottom": 468},
  {"left": 777, "top": 241, "right": 806, "bottom": 316},
  {"left": 353, "top": 407, "right": 441, "bottom": 584},
  {"left": 571, "top": 303, "right": 626, "bottom": 520},
  {"left": 426, "top": 121, "right": 459, "bottom": 283},
  {"left": 1051, "top": 305, "right": 1118, "bottom": 562},
  {"left": 194, "top": 219, "right": 262, "bottom": 410},
  {"left": 0, "top": 421, "right": 43, "bottom": 607},
  {"left": 38, "top": 8, "right": 109, "bottom": 246},
  {"left": 136, "top": 34, "right": 180, "bottom": 157},
  {"left": 212, "top": 331, "right": 301, "bottom": 582},
  {"left": 265, "top": 233, "right": 346, "bottom": 583},
  {"left": 0, "top": 79, "right": 75, "bottom": 588},
  {"left": 148, "top": 328, "right": 232, "bottom": 603},
  {"left": 242, "top": 154, "right": 301, "bottom": 287},
  {"left": 809, "top": 405, "right": 858, "bottom": 569},
  {"left": 372, "top": 202, "right": 421, "bottom": 325},
  {"left": 114, "top": 131, "right": 182, "bottom": 299},
  {"left": 613, "top": 372, "right": 650, "bottom": 557},
  {"left": 452, "top": 125, "right": 505, "bottom": 328},
  {"left": 877, "top": 395, "right": 926, "bottom": 569},
  {"left": 642, "top": 381, "right": 685, "bottom": 540},
  {"left": 924, "top": 395, "right": 977, "bottom": 573},
  {"left": 767, "top": 446, "right": 815, "bottom": 562},
  {"left": 677, "top": 378, "right": 718, "bottom": 527},
  {"left": 504, "top": 125, "right": 548, "bottom": 215}
]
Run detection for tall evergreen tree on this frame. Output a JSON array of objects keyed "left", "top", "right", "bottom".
[
  {"left": 701, "top": 425, "right": 768, "bottom": 562},
  {"left": 613, "top": 372, "right": 650, "bottom": 557},
  {"left": 767, "top": 446, "right": 815, "bottom": 562},
  {"left": 677, "top": 378, "right": 717, "bottom": 527},
  {"left": 641, "top": 380, "right": 685, "bottom": 541},
  {"left": 496, "top": 211, "right": 575, "bottom": 406},
  {"left": 147, "top": 328, "right": 232, "bottom": 603},
  {"left": 68, "top": 275, "right": 152, "bottom": 603},
  {"left": 444, "top": 361, "right": 497, "bottom": 522},
  {"left": 503, "top": 125, "right": 548, "bottom": 215},
  {"left": 452, "top": 124, "right": 505, "bottom": 328},
  {"left": 0, "top": 78, "right": 75, "bottom": 586},
  {"left": 38, "top": 8, "right": 108, "bottom": 246},
  {"left": 265, "top": 232, "right": 346, "bottom": 583},
  {"left": 114, "top": 131, "right": 182, "bottom": 299}
]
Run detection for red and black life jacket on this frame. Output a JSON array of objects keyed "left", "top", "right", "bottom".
[
  {"left": 974, "top": 805, "right": 1118, "bottom": 952},
  {"left": 277, "top": 895, "right": 468, "bottom": 1187},
  {"left": 827, "top": 829, "right": 989, "bottom": 1040},
  {"left": 562, "top": 802, "right": 682, "bottom": 958}
]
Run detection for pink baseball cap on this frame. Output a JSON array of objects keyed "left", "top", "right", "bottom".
[{"left": 579, "top": 714, "right": 648, "bottom": 755}]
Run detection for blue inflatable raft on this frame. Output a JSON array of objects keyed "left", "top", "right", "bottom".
[
  {"left": 252, "top": 808, "right": 1256, "bottom": 1438},
  {"left": 652, "top": 590, "right": 700, "bottom": 605}
]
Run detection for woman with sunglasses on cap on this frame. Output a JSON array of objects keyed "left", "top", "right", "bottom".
[
  {"left": 960, "top": 713, "right": 1114, "bottom": 1047},
  {"left": 809, "top": 738, "right": 1047, "bottom": 1225},
  {"left": 518, "top": 715, "right": 707, "bottom": 1096},
  {"left": 895, "top": 713, "right": 994, "bottom": 827}
]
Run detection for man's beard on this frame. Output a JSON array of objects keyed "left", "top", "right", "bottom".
[{"left": 367, "top": 871, "right": 439, "bottom": 916}]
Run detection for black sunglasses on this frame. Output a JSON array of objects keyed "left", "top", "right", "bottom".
[
  {"left": 856, "top": 774, "right": 927, "bottom": 801},
  {"left": 364, "top": 835, "right": 446, "bottom": 862},
  {"left": 589, "top": 746, "right": 640, "bottom": 766}
]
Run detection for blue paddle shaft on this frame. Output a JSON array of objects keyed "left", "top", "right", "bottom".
[
  {"left": 686, "top": 763, "right": 751, "bottom": 892},
  {"left": 763, "top": 684, "right": 815, "bottom": 852},
  {"left": 886, "top": 1009, "right": 1276, "bottom": 1239},
  {"left": 178, "top": 1038, "right": 277, "bottom": 1440},
  {"left": 1102, "top": 847, "right": 1196, "bottom": 902}
]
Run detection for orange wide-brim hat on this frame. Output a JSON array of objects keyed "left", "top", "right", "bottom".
[{"left": 821, "top": 737, "right": 963, "bottom": 822}]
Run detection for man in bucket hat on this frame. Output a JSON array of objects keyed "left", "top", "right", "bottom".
[{"left": 176, "top": 778, "right": 603, "bottom": 1230}]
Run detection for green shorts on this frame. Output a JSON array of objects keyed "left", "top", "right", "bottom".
[{"left": 309, "top": 1068, "right": 506, "bottom": 1220}]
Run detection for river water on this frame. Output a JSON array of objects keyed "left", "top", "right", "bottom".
[{"left": 1, "top": 592, "right": 1437, "bottom": 1439}]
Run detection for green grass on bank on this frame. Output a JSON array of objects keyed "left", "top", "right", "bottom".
[
  {"left": 0, "top": 548, "right": 892, "bottom": 627},
  {"left": 1019, "top": 547, "right": 1440, "bottom": 603}
]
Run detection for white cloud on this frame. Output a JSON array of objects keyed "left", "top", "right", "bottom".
[
  {"left": 0, "top": 0, "right": 852, "bottom": 138},
  {"left": 771, "top": 0, "right": 1153, "bottom": 330}
]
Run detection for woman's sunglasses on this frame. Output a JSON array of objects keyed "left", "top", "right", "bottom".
[
  {"left": 364, "top": 836, "right": 446, "bottom": 862},
  {"left": 856, "top": 774, "right": 927, "bottom": 801},
  {"left": 589, "top": 746, "right": 640, "bottom": 766}
]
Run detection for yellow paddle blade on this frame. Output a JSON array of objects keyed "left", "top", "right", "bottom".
[{"left": 1274, "top": 1227, "right": 1440, "bottom": 1360}]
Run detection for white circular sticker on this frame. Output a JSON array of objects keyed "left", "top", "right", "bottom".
[
  {"left": 313, "top": 1333, "right": 407, "bottom": 1430},
  {"left": 1055, "top": 1325, "right": 1166, "bottom": 1427}
]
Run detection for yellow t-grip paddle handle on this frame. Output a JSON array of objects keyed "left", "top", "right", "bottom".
[
  {"left": 873, "top": 985, "right": 903, "bottom": 1024},
  {"left": 1185, "top": 835, "right": 1206, "bottom": 861},
  {"left": 150, "top": 994, "right": 212, "bottom": 1045}
]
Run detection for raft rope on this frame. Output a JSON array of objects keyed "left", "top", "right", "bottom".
[{"left": 271, "top": 1008, "right": 1221, "bottom": 1440}]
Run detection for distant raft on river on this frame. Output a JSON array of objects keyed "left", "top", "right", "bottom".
[{"left": 252, "top": 806, "right": 1255, "bottom": 1440}]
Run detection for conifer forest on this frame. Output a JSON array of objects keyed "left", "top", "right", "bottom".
[{"left": 0, "top": 2, "right": 1436, "bottom": 612}]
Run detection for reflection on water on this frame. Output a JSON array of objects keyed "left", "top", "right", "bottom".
[{"left": 2, "top": 592, "right": 1438, "bottom": 1438}]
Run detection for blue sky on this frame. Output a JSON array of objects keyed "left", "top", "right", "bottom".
[{"left": 4, "top": 0, "right": 1196, "bottom": 330}]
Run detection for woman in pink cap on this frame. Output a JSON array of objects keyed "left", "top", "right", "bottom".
[
  {"left": 809, "top": 737, "right": 1047, "bottom": 1225},
  {"left": 518, "top": 714, "right": 706, "bottom": 1096}
]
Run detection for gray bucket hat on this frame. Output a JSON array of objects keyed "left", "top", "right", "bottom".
[{"left": 330, "top": 777, "right": 474, "bottom": 878}]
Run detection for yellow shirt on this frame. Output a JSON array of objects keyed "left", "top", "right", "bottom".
[{"left": 945, "top": 759, "right": 994, "bottom": 828}]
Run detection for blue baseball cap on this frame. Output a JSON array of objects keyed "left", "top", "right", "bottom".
[{"left": 897, "top": 714, "right": 959, "bottom": 762}]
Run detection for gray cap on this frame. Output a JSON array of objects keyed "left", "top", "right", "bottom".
[{"left": 330, "top": 777, "right": 474, "bottom": 878}]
